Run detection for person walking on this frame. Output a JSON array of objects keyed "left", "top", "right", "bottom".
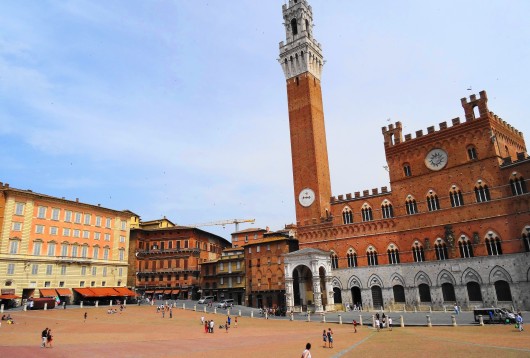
[
  {"left": 353, "top": 320, "right": 357, "bottom": 333},
  {"left": 516, "top": 312, "right": 524, "bottom": 332},
  {"left": 204, "top": 320, "right": 208, "bottom": 333},
  {"left": 388, "top": 317, "right": 393, "bottom": 331},
  {"left": 301, "top": 343, "right": 312, "bottom": 358},
  {"left": 327, "top": 328, "right": 333, "bottom": 348},
  {"left": 322, "top": 329, "right": 327, "bottom": 348},
  {"left": 41, "top": 328, "right": 48, "bottom": 348},
  {"left": 235, "top": 316, "right": 238, "bottom": 328},
  {"left": 84, "top": 312, "right": 87, "bottom": 322},
  {"left": 47, "top": 329, "right": 53, "bottom": 348},
  {"left": 375, "top": 318, "right": 380, "bottom": 332},
  {"left": 225, "top": 320, "right": 229, "bottom": 333},
  {"left": 169, "top": 308, "right": 173, "bottom": 319}
]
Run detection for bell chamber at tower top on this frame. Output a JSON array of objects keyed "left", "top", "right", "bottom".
[{"left": 279, "top": 0, "right": 324, "bottom": 80}]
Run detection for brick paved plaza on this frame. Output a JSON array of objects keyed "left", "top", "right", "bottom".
[{"left": 0, "top": 306, "right": 528, "bottom": 357}]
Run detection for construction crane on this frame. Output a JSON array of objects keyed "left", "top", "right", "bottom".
[{"left": 187, "top": 218, "right": 255, "bottom": 232}]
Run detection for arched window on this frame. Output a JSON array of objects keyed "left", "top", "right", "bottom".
[
  {"left": 485, "top": 233, "right": 502, "bottom": 256},
  {"left": 387, "top": 244, "right": 400, "bottom": 264},
  {"left": 474, "top": 182, "right": 490, "bottom": 202},
  {"left": 290, "top": 18, "right": 298, "bottom": 35},
  {"left": 403, "top": 163, "right": 412, "bottom": 177},
  {"left": 366, "top": 246, "right": 378, "bottom": 266},
  {"left": 393, "top": 285, "right": 406, "bottom": 303},
  {"left": 330, "top": 252, "right": 339, "bottom": 269},
  {"left": 405, "top": 196, "right": 418, "bottom": 215},
  {"left": 418, "top": 284, "right": 432, "bottom": 302},
  {"left": 467, "top": 282, "right": 482, "bottom": 301},
  {"left": 381, "top": 200, "right": 394, "bottom": 219},
  {"left": 346, "top": 249, "right": 357, "bottom": 268},
  {"left": 342, "top": 207, "right": 353, "bottom": 224},
  {"left": 458, "top": 236, "right": 474, "bottom": 258},
  {"left": 467, "top": 146, "right": 477, "bottom": 160},
  {"left": 449, "top": 186, "right": 464, "bottom": 207},
  {"left": 510, "top": 175, "right": 527, "bottom": 196},
  {"left": 412, "top": 241, "right": 425, "bottom": 262},
  {"left": 494, "top": 280, "right": 512, "bottom": 301},
  {"left": 434, "top": 239, "right": 448, "bottom": 260},
  {"left": 523, "top": 230, "right": 530, "bottom": 253},
  {"left": 361, "top": 205, "right": 373, "bottom": 222},
  {"left": 426, "top": 191, "right": 440, "bottom": 211}
]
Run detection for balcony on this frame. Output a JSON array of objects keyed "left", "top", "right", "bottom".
[
  {"left": 136, "top": 248, "right": 200, "bottom": 257},
  {"left": 136, "top": 267, "right": 199, "bottom": 276}
]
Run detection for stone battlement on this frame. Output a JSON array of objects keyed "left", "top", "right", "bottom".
[
  {"left": 383, "top": 91, "right": 524, "bottom": 146},
  {"left": 331, "top": 186, "right": 389, "bottom": 203}
]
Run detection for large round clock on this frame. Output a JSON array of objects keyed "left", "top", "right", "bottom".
[
  {"left": 424, "top": 148, "right": 448, "bottom": 171},
  {"left": 298, "top": 188, "right": 315, "bottom": 207}
]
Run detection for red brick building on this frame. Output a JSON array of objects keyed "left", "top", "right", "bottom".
[
  {"left": 279, "top": 0, "right": 529, "bottom": 312},
  {"left": 232, "top": 227, "right": 298, "bottom": 309},
  {"left": 128, "top": 219, "right": 230, "bottom": 300}
]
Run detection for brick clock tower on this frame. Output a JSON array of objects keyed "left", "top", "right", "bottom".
[{"left": 279, "top": 0, "right": 332, "bottom": 226}]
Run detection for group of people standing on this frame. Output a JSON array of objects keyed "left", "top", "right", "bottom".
[
  {"left": 40, "top": 327, "right": 53, "bottom": 348},
  {"left": 374, "top": 313, "right": 392, "bottom": 332},
  {"left": 201, "top": 315, "right": 238, "bottom": 333}
]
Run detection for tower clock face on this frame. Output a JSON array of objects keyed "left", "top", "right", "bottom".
[
  {"left": 298, "top": 188, "right": 315, "bottom": 207},
  {"left": 425, "top": 148, "right": 448, "bottom": 171}
]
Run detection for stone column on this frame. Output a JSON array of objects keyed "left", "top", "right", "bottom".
[
  {"left": 312, "top": 276, "right": 323, "bottom": 312},
  {"left": 324, "top": 276, "right": 334, "bottom": 310},
  {"left": 285, "top": 278, "right": 294, "bottom": 311}
]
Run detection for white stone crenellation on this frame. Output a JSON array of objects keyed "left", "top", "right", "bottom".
[{"left": 279, "top": 0, "right": 324, "bottom": 80}]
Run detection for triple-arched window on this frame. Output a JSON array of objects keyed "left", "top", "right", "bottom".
[
  {"left": 474, "top": 181, "right": 491, "bottom": 202},
  {"left": 449, "top": 186, "right": 464, "bottom": 207},
  {"left": 426, "top": 191, "right": 440, "bottom": 211},
  {"left": 387, "top": 244, "right": 400, "bottom": 264},
  {"left": 510, "top": 175, "right": 527, "bottom": 196},
  {"left": 434, "top": 239, "right": 448, "bottom": 260},
  {"left": 347, "top": 248, "right": 357, "bottom": 268},
  {"left": 366, "top": 246, "right": 378, "bottom": 266},
  {"left": 405, "top": 196, "right": 418, "bottom": 215},
  {"left": 458, "top": 236, "right": 474, "bottom": 258},
  {"left": 485, "top": 233, "right": 502, "bottom": 256},
  {"left": 342, "top": 207, "right": 353, "bottom": 224},
  {"left": 381, "top": 200, "right": 394, "bottom": 219},
  {"left": 361, "top": 204, "right": 373, "bottom": 222},
  {"left": 412, "top": 241, "right": 425, "bottom": 262},
  {"left": 330, "top": 252, "right": 339, "bottom": 269}
]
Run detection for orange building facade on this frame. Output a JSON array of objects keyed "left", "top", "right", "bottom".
[
  {"left": 279, "top": 0, "right": 530, "bottom": 312},
  {"left": 0, "top": 182, "right": 134, "bottom": 304}
]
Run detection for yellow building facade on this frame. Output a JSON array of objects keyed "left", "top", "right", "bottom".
[{"left": 0, "top": 182, "right": 136, "bottom": 304}]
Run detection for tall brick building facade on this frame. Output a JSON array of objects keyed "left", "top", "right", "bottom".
[
  {"left": 279, "top": 0, "right": 530, "bottom": 312},
  {"left": 129, "top": 220, "right": 230, "bottom": 300}
]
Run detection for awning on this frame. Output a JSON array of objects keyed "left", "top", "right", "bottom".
[
  {"left": 113, "top": 287, "right": 136, "bottom": 296},
  {"left": 39, "top": 289, "right": 58, "bottom": 298},
  {"left": 0, "top": 294, "right": 20, "bottom": 299},
  {"left": 154, "top": 290, "right": 164, "bottom": 294},
  {"left": 74, "top": 288, "right": 97, "bottom": 297},
  {"left": 144, "top": 290, "right": 154, "bottom": 294},
  {"left": 55, "top": 288, "right": 72, "bottom": 296},
  {"left": 172, "top": 290, "right": 180, "bottom": 295}
]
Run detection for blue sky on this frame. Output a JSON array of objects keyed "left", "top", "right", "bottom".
[{"left": 1, "top": 1, "right": 529, "bottom": 240}]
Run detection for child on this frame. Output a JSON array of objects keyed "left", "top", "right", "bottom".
[
  {"left": 353, "top": 319, "right": 357, "bottom": 333},
  {"left": 322, "top": 329, "right": 327, "bottom": 347}
]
